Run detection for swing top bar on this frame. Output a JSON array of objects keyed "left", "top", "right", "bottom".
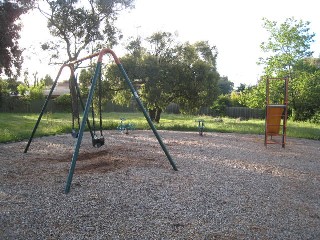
[
  {"left": 54, "top": 49, "right": 121, "bottom": 80},
  {"left": 68, "top": 48, "right": 121, "bottom": 66}
]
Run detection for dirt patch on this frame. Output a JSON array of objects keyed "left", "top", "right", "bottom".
[{"left": 73, "top": 143, "right": 166, "bottom": 174}]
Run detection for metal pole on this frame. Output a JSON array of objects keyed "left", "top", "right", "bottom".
[
  {"left": 98, "top": 48, "right": 177, "bottom": 171},
  {"left": 70, "top": 65, "right": 94, "bottom": 139},
  {"left": 116, "top": 63, "right": 178, "bottom": 171},
  {"left": 24, "top": 65, "right": 66, "bottom": 153},
  {"left": 64, "top": 62, "right": 102, "bottom": 193}
]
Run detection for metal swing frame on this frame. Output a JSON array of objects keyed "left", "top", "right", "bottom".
[{"left": 24, "top": 48, "right": 178, "bottom": 193}]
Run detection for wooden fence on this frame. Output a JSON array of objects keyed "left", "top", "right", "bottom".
[{"left": 1, "top": 96, "right": 265, "bottom": 119}]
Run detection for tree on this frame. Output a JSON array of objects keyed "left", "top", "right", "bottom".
[
  {"left": 0, "top": 0, "right": 35, "bottom": 77},
  {"left": 259, "top": 17, "right": 315, "bottom": 76},
  {"left": 106, "top": 33, "right": 220, "bottom": 122},
  {"left": 211, "top": 94, "right": 232, "bottom": 116},
  {"left": 40, "top": 0, "right": 134, "bottom": 65},
  {"left": 289, "top": 58, "right": 320, "bottom": 120},
  {"left": 236, "top": 83, "right": 248, "bottom": 92},
  {"left": 78, "top": 68, "right": 93, "bottom": 97},
  {"left": 172, "top": 41, "right": 220, "bottom": 114},
  {"left": 218, "top": 76, "right": 234, "bottom": 94},
  {"left": 40, "top": 74, "right": 53, "bottom": 86},
  {"left": 258, "top": 17, "right": 317, "bottom": 120}
]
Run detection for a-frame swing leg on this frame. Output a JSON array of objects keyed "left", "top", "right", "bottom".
[
  {"left": 65, "top": 62, "right": 102, "bottom": 193},
  {"left": 116, "top": 63, "right": 178, "bottom": 171},
  {"left": 64, "top": 49, "right": 178, "bottom": 193},
  {"left": 24, "top": 65, "right": 65, "bottom": 153}
]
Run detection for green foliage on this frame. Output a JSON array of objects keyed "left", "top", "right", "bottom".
[
  {"left": 230, "top": 91, "right": 244, "bottom": 107},
  {"left": 0, "top": 0, "right": 35, "bottom": 77},
  {"left": 310, "top": 111, "right": 320, "bottom": 124},
  {"left": 106, "top": 33, "right": 220, "bottom": 120},
  {"left": 290, "top": 60, "right": 320, "bottom": 120},
  {"left": 252, "top": 17, "right": 319, "bottom": 121},
  {"left": 17, "top": 83, "right": 28, "bottom": 95},
  {"left": 40, "top": 74, "right": 54, "bottom": 86},
  {"left": 79, "top": 68, "right": 93, "bottom": 97},
  {"left": 28, "top": 85, "right": 45, "bottom": 100},
  {"left": 211, "top": 95, "right": 232, "bottom": 116},
  {"left": 259, "top": 17, "right": 315, "bottom": 76},
  {"left": 218, "top": 76, "right": 234, "bottom": 94},
  {"left": 41, "top": 0, "right": 134, "bottom": 63},
  {"left": 237, "top": 81, "right": 265, "bottom": 109},
  {"left": 0, "top": 78, "right": 9, "bottom": 94},
  {"left": 54, "top": 94, "right": 71, "bottom": 110}
]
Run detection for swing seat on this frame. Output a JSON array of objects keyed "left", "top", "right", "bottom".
[
  {"left": 92, "top": 135, "right": 105, "bottom": 148},
  {"left": 71, "top": 129, "right": 79, "bottom": 138}
]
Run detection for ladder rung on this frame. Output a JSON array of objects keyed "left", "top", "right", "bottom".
[{"left": 267, "top": 104, "right": 286, "bottom": 108}]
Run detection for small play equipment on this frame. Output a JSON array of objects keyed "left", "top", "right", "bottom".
[
  {"left": 196, "top": 119, "right": 205, "bottom": 136},
  {"left": 117, "top": 118, "right": 135, "bottom": 134},
  {"left": 24, "top": 48, "right": 178, "bottom": 193},
  {"left": 264, "top": 77, "right": 288, "bottom": 148}
]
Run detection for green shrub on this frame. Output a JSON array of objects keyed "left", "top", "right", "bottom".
[
  {"left": 310, "top": 111, "right": 320, "bottom": 124},
  {"left": 54, "top": 94, "right": 72, "bottom": 112}
]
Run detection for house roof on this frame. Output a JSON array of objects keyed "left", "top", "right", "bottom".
[{"left": 43, "top": 82, "right": 70, "bottom": 97}]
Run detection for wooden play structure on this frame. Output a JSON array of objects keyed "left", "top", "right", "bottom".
[{"left": 264, "top": 77, "right": 289, "bottom": 148}]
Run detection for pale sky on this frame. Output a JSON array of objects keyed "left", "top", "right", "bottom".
[{"left": 20, "top": 0, "right": 319, "bottom": 87}]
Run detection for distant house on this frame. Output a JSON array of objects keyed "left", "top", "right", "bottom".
[{"left": 43, "top": 81, "right": 70, "bottom": 98}]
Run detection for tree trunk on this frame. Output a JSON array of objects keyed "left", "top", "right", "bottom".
[
  {"left": 149, "top": 108, "right": 156, "bottom": 122},
  {"left": 155, "top": 107, "right": 162, "bottom": 123}
]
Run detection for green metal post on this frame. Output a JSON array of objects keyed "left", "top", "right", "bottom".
[
  {"left": 117, "top": 63, "right": 178, "bottom": 171},
  {"left": 24, "top": 65, "right": 66, "bottom": 153},
  {"left": 72, "top": 72, "right": 94, "bottom": 139},
  {"left": 64, "top": 62, "right": 102, "bottom": 193}
]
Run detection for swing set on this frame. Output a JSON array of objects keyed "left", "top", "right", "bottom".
[{"left": 24, "top": 48, "right": 178, "bottom": 193}]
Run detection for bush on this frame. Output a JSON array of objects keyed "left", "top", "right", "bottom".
[
  {"left": 310, "top": 111, "right": 320, "bottom": 124},
  {"left": 28, "top": 86, "right": 45, "bottom": 100},
  {"left": 54, "top": 94, "right": 72, "bottom": 112}
]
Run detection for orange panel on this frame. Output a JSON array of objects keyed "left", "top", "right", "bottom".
[{"left": 266, "top": 107, "right": 284, "bottom": 134}]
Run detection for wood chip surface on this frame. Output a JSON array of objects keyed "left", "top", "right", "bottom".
[{"left": 1, "top": 130, "right": 320, "bottom": 239}]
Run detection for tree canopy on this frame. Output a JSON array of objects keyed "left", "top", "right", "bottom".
[
  {"left": 0, "top": 0, "right": 35, "bottom": 77},
  {"left": 40, "top": 0, "right": 135, "bottom": 64},
  {"left": 241, "top": 17, "right": 319, "bottom": 122},
  {"left": 104, "top": 32, "right": 220, "bottom": 122},
  {"left": 258, "top": 17, "right": 315, "bottom": 77}
]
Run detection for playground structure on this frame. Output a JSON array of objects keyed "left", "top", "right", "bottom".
[
  {"left": 195, "top": 119, "right": 205, "bottom": 136},
  {"left": 24, "top": 48, "right": 178, "bottom": 193},
  {"left": 264, "top": 77, "right": 289, "bottom": 148},
  {"left": 117, "top": 118, "right": 135, "bottom": 134}
]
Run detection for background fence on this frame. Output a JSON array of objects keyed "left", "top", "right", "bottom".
[
  {"left": 1, "top": 96, "right": 265, "bottom": 119},
  {"left": 225, "top": 107, "right": 265, "bottom": 119}
]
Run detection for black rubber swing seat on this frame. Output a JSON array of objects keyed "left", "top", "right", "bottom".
[
  {"left": 92, "top": 135, "right": 105, "bottom": 148},
  {"left": 71, "top": 129, "right": 79, "bottom": 138}
]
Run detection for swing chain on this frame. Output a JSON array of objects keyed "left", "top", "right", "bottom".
[
  {"left": 70, "top": 74, "right": 80, "bottom": 138},
  {"left": 91, "top": 67, "right": 105, "bottom": 148}
]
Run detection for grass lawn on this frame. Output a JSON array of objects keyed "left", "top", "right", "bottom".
[{"left": 0, "top": 112, "right": 319, "bottom": 143}]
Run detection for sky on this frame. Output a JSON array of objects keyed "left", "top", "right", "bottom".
[{"left": 20, "top": 0, "right": 320, "bottom": 87}]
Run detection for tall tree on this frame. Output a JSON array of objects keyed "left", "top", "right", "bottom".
[
  {"left": 0, "top": 0, "right": 35, "bottom": 77},
  {"left": 258, "top": 17, "right": 316, "bottom": 120},
  {"left": 258, "top": 17, "right": 315, "bottom": 76},
  {"left": 106, "top": 34, "right": 220, "bottom": 122},
  {"left": 173, "top": 41, "right": 220, "bottom": 114},
  {"left": 218, "top": 76, "right": 234, "bottom": 95},
  {"left": 290, "top": 58, "right": 320, "bottom": 120},
  {"left": 40, "top": 0, "right": 135, "bottom": 65}
]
